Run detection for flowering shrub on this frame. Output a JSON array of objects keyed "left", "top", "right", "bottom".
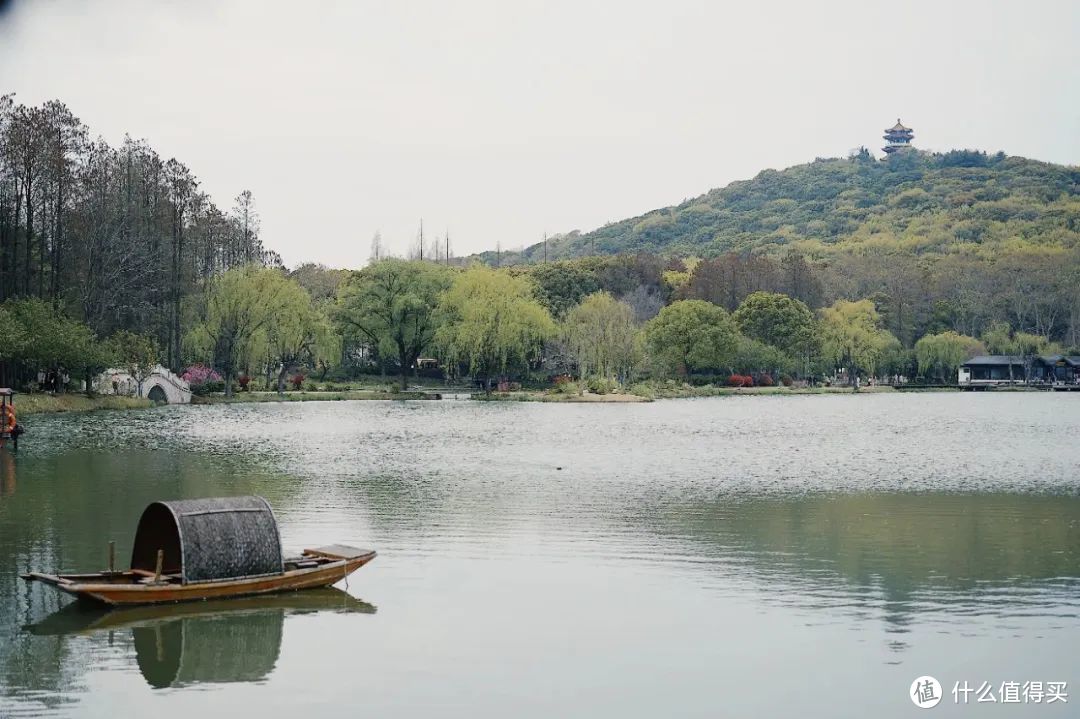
[
  {"left": 181, "top": 364, "right": 224, "bottom": 395},
  {"left": 779, "top": 374, "right": 794, "bottom": 387},
  {"left": 758, "top": 374, "right": 775, "bottom": 387},
  {"left": 727, "top": 374, "right": 754, "bottom": 387},
  {"left": 181, "top": 364, "right": 222, "bottom": 386},
  {"left": 237, "top": 374, "right": 251, "bottom": 391},
  {"left": 290, "top": 373, "right": 306, "bottom": 390}
]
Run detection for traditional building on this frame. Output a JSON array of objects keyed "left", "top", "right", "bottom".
[
  {"left": 959, "top": 355, "right": 1080, "bottom": 387},
  {"left": 882, "top": 119, "right": 914, "bottom": 154}
]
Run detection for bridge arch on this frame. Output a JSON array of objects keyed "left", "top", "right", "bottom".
[{"left": 94, "top": 364, "right": 192, "bottom": 405}]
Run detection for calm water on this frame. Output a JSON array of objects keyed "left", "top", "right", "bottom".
[{"left": 0, "top": 394, "right": 1078, "bottom": 717}]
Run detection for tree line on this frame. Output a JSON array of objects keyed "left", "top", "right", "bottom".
[
  {"left": 0, "top": 95, "right": 278, "bottom": 386},
  {"left": 0, "top": 96, "right": 1075, "bottom": 395}
]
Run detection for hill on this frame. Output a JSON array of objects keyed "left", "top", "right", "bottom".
[{"left": 481, "top": 149, "right": 1080, "bottom": 264}]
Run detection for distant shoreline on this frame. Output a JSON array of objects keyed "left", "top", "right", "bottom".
[{"left": 19, "top": 383, "right": 1033, "bottom": 417}]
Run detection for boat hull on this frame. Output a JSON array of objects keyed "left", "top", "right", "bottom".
[{"left": 23, "top": 549, "right": 375, "bottom": 606}]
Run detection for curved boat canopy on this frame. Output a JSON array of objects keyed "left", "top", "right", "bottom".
[{"left": 131, "top": 496, "right": 284, "bottom": 584}]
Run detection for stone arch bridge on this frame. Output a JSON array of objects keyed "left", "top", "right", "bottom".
[{"left": 95, "top": 365, "right": 192, "bottom": 404}]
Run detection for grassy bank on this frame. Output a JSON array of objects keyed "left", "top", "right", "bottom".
[
  {"left": 194, "top": 390, "right": 440, "bottom": 405},
  {"left": 18, "top": 394, "right": 154, "bottom": 415}
]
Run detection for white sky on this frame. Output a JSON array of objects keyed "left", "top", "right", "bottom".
[{"left": 1, "top": 0, "right": 1078, "bottom": 268}]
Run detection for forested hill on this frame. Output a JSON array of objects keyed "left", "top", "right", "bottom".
[{"left": 485, "top": 150, "right": 1080, "bottom": 263}]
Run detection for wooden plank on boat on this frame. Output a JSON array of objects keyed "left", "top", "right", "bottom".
[
  {"left": 20, "top": 572, "right": 70, "bottom": 586},
  {"left": 303, "top": 544, "right": 372, "bottom": 560}
]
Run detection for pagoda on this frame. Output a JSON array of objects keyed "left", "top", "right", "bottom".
[{"left": 882, "top": 119, "right": 914, "bottom": 154}]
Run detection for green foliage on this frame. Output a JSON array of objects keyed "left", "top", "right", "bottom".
[
  {"left": 732, "top": 335, "right": 791, "bottom": 375},
  {"left": 520, "top": 255, "right": 664, "bottom": 318},
  {"left": 562, "top": 292, "right": 643, "bottom": 383},
  {"left": 733, "top": 291, "right": 818, "bottom": 362},
  {"left": 256, "top": 279, "right": 336, "bottom": 393},
  {"left": 643, "top": 300, "right": 739, "bottom": 376},
  {"left": 185, "top": 266, "right": 297, "bottom": 396},
  {"left": 981, "top": 322, "right": 1060, "bottom": 357},
  {"left": 549, "top": 379, "right": 581, "bottom": 396},
  {"left": 108, "top": 330, "right": 160, "bottom": 395},
  {"left": 544, "top": 152, "right": 1079, "bottom": 260},
  {"left": 435, "top": 265, "right": 556, "bottom": 385},
  {"left": 0, "top": 299, "right": 115, "bottom": 392},
  {"left": 915, "top": 331, "right": 985, "bottom": 382},
  {"left": 335, "top": 258, "right": 453, "bottom": 390},
  {"left": 586, "top": 377, "right": 618, "bottom": 395},
  {"left": 818, "top": 299, "right": 901, "bottom": 381}
]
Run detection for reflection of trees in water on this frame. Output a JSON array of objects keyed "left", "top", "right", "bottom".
[
  {"left": 647, "top": 492, "right": 1080, "bottom": 626},
  {"left": 0, "top": 448, "right": 303, "bottom": 705}
]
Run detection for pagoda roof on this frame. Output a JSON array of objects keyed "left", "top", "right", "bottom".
[{"left": 886, "top": 118, "right": 912, "bottom": 133}]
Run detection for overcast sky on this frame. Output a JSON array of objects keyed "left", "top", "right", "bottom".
[{"left": 1, "top": 0, "right": 1078, "bottom": 268}]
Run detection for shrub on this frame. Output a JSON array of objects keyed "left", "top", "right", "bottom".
[
  {"left": 727, "top": 375, "right": 745, "bottom": 387},
  {"left": 779, "top": 374, "right": 793, "bottom": 387},
  {"left": 237, "top": 374, "right": 251, "bottom": 391},
  {"left": 758, "top": 374, "right": 775, "bottom": 387},
  {"left": 190, "top": 379, "right": 224, "bottom": 396},
  {"left": 305, "top": 382, "right": 318, "bottom": 392},
  {"left": 290, "top": 373, "right": 305, "bottom": 390},
  {"left": 628, "top": 382, "right": 656, "bottom": 400},
  {"left": 181, "top": 364, "right": 223, "bottom": 395},
  {"left": 586, "top": 377, "right": 617, "bottom": 394},
  {"left": 551, "top": 380, "right": 581, "bottom": 395}
]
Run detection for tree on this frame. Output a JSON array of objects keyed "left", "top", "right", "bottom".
[
  {"left": 562, "top": 292, "right": 642, "bottom": 383},
  {"left": 643, "top": 300, "right": 739, "bottom": 376},
  {"left": 109, "top": 329, "right": 160, "bottom": 397},
  {"left": 818, "top": 300, "right": 900, "bottom": 384},
  {"left": 185, "top": 266, "right": 292, "bottom": 397},
  {"left": 914, "top": 331, "right": 985, "bottom": 383},
  {"left": 435, "top": 265, "right": 555, "bottom": 389},
  {"left": 733, "top": 291, "right": 817, "bottom": 373},
  {"left": 260, "top": 281, "right": 334, "bottom": 394},
  {"left": 335, "top": 258, "right": 453, "bottom": 391}
]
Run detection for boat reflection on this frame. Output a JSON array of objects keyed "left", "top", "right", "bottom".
[
  {"left": 25, "top": 588, "right": 376, "bottom": 689},
  {"left": 0, "top": 448, "right": 14, "bottom": 497}
]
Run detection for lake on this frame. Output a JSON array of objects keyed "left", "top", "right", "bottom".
[{"left": 1, "top": 393, "right": 1078, "bottom": 717}]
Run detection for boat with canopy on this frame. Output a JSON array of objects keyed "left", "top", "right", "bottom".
[{"left": 22, "top": 495, "right": 376, "bottom": 605}]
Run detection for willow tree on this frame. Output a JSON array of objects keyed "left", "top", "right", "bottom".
[
  {"left": 914, "top": 331, "right": 984, "bottom": 382},
  {"left": 185, "top": 266, "right": 293, "bottom": 396},
  {"left": 435, "top": 265, "right": 555, "bottom": 390},
  {"left": 818, "top": 300, "right": 900, "bottom": 384},
  {"left": 335, "top": 258, "right": 453, "bottom": 391},
  {"left": 258, "top": 281, "right": 336, "bottom": 394},
  {"left": 562, "top": 291, "right": 641, "bottom": 383}
]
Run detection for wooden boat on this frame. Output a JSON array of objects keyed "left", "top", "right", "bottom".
[
  {"left": 25, "top": 587, "right": 376, "bottom": 636},
  {"left": 21, "top": 496, "right": 376, "bottom": 606}
]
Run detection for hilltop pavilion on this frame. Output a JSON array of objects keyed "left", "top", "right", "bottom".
[{"left": 882, "top": 119, "right": 914, "bottom": 154}]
